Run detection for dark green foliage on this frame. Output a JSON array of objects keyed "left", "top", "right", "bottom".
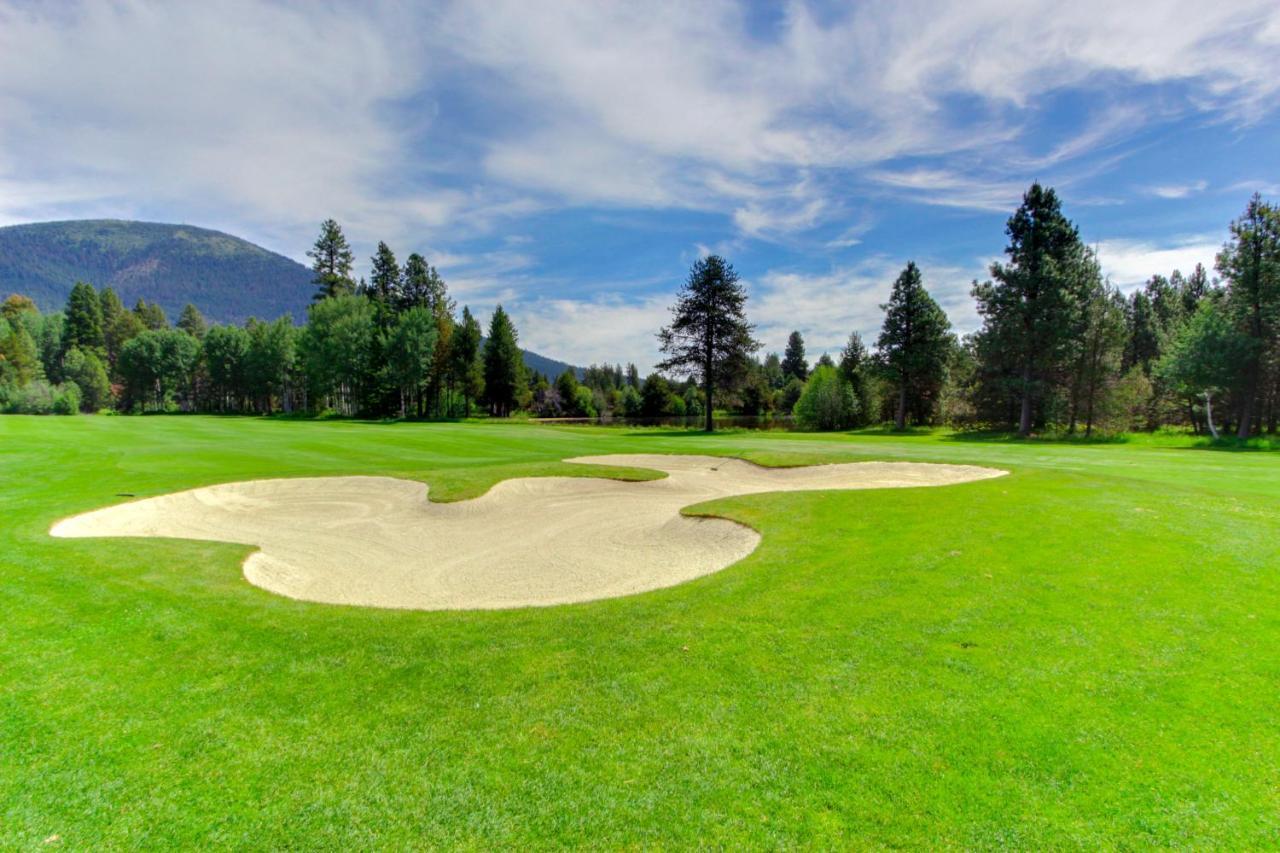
[
  {"left": 368, "top": 242, "right": 402, "bottom": 319},
  {"left": 61, "top": 348, "right": 111, "bottom": 412},
  {"left": 118, "top": 329, "right": 200, "bottom": 411},
  {"left": 177, "top": 304, "right": 208, "bottom": 340},
  {"left": 1216, "top": 194, "right": 1280, "bottom": 437},
  {"left": 64, "top": 281, "right": 104, "bottom": 354},
  {"left": 134, "top": 298, "right": 168, "bottom": 330},
  {"left": 877, "top": 261, "right": 953, "bottom": 429},
  {"left": 482, "top": 306, "right": 526, "bottom": 417},
  {"left": 972, "top": 183, "right": 1092, "bottom": 435},
  {"left": 0, "top": 220, "right": 314, "bottom": 323},
  {"left": 202, "top": 324, "right": 251, "bottom": 411},
  {"left": 307, "top": 219, "right": 356, "bottom": 302},
  {"left": 640, "top": 373, "right": 680, "bottom": 416},
  {"left": 450, "top": 307, "right": 484, "bottom": 416},
  {"left": 781, "top": 331, "right": 808, "bottom": 381},
  {"left": 657, "top": 255, "right": 760, "bottom": 431}
]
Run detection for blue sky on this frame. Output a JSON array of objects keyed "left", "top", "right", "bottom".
[{"left": 1, "top": 1, "right": 1278, "bottom": 369}]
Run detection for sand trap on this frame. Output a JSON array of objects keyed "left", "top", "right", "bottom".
[{"left": 50, "top": 454, "right": 1005, "bottom": 610}]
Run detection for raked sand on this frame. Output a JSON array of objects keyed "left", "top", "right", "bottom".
[{"left": 50, "top": 454, "right": 1005, "bottom": 610}]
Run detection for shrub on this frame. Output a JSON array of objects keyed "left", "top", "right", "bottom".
[{"left": 794, "top": 366, "right": 858, "bottom": 431}]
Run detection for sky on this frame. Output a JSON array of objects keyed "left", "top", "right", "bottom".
[{"left": 1, "top": 1, "right": 1279, "bottom": 370}]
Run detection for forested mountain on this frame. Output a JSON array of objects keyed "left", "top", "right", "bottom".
[
  {"left": 0, "top": 219, "right": 580, "bottom": 375},
  {"left": 0, "top": 220, "right": 313, "bottom": 322}
]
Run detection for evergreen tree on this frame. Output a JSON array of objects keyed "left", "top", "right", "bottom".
[
  {"left": 99, "top": 288, "right": 141, "bottom": 372},
  {"left": 781, "top": 331, "right": 808, "bottom": 381},
  {"left": 838, "top": 331, "right": 875, "bottom": 426},
  {"left": 306, "top": 218, "right": 356, "bottom": 301},
  {"left": 482, "top": 305, "right": 526, "bottom": 417},
  {"left": 369, "top": 241, "right": 402, "bottom": 319},
  {"left": 625, "top": 362, "right": 641, "bottom": 388},
  {"left": 877, "top": 261, "right": 953, "bottom": 429},
  {"left": 449, "top": 306, "right": 484, "bottom": 416},
  {"left": 177, "top": 304, "right": 208, "bottom": 339},
  {"left": 656, "top": 255, "right": 760, "bottom": 432},
  {"left": 1068, "top": 275, "right": 1128, "bottom": 436},
  {"left": 1216, "top": 194, "right": 1280, "bottom": 437},
  {"left": 64, "top": 282, "right": 104, "bottom": 354},
  {"left": 971, "top": 183, "right": 1091, "bottom": 436},
  {"left": 133, "top": 299, "right": 168, "bottom": 330}
]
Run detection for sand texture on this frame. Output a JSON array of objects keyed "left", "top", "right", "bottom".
[{"left": 50, "top": 454, "right": 1005, "bottom": 610}]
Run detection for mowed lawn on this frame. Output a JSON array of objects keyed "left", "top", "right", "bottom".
[{"left": 2, "top": 417, "right": 1278, "bottom": 848}]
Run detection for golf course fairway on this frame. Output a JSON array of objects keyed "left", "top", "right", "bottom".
[{"left": 2, "top": 416, "right": 1278, "bottom": 847}]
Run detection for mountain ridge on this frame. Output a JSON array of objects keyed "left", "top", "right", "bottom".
[{"left": 0, "top": 218, "right": 580, "bottom": 374}]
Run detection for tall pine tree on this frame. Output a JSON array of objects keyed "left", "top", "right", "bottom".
[
  {"left": 876, "top": 262, "right": 952, "bottom": 429},
  {"left": 307, "top": 219, "right": 356, "bottom": 301},
  {"left": 972, "top": 183, "right": 1090, "bottom": 436},
  {"left": 482, "top": 305, "right": 525, "bottom": 417},
  {"left": 781, "top": 331, "right": 808, "bottom": 381},
  {"left": 657, "top": 255, "right": 760, "bottom": 432}
]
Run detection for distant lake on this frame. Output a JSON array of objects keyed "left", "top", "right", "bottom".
[{"left": 531, "top": 414, "right": 799, "bottom": 431}]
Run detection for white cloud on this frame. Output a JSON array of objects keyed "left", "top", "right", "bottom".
[
  {"left": 1148, "top": 180, "right": 1209, "bottom": 199},
  {"left": 1094, "top": 235, "right": 1220, "bottom": 290}
]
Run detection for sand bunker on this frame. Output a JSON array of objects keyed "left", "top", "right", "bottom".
[{"left": 50, "top": 454, "right": 1004, "bottom": 610}]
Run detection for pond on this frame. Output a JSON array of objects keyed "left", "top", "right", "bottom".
[{"left": 530, "top": 414, "right": 801, "bottom": 431}]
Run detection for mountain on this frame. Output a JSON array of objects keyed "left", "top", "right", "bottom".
[
  {"left": 484, "top": 339, "right": 581, "bottom": 380},
  {"left": 0, "top": 219, "right": 313, "bottom": 323},
  {"left": 0, "top": 218, "right": 580, "bottom": 373}
]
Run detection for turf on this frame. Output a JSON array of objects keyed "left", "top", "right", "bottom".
[{"left": 2, "top": 416, "right": 1278, "bottom": 848}]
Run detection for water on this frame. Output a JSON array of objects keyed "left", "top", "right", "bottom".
[{"left": 531, "top": 414, "right": 800, "bottom": 431}]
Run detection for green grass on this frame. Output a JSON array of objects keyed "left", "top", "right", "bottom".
[{"left": 2, "top": 417, "right": 1279, "bottom": 848}]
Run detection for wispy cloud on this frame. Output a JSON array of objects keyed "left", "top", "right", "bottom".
[{"left": 1148, "top": 180, "right": 1209, "bottom": 199}]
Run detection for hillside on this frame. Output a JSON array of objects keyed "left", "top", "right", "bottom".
[
  {"left": 0, "top": 218, "right": 580, "bottom": 373},
  {"left": 0, "top": 219, "right": 314, "bottom": 323}
]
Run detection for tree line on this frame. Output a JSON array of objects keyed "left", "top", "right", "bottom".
[
  {"left": 3, "top": 187, "right": 1277, "bottom": 437},
  {"left": 657, "top": 186, "right": 1279, "bottom": 437}
]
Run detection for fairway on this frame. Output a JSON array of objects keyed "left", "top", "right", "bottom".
[{"left": 3, "top": 416, "right": 1279, "bottom": 847}]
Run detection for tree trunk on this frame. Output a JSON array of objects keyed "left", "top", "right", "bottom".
[
  {"left": 895, "top": 382, "right": 906, "bottom": 430},
  {"left": 1204, "top": 391, "right": 1219, "bottom": 439},
  {"left": 1019, "top": 363, "right": 1033, "bottom": 437},
  {"left": 1237, "top": 360, "right": 1258, "bottom": 438}
]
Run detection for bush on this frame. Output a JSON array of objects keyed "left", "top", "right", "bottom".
[
  {"left": 794, "top": 366, "right": 858, "bottom": 431},
  {"left": 2, "top": 380, "right": 81, "bottom": 415}
]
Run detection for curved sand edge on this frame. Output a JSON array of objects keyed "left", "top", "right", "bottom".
[{"left": 51, "top": 454, "right": 1006, "bottom": 610}]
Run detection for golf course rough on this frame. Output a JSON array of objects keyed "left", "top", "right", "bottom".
[{"left": 50, "top": 453, "right": 1005, "bottom": 610}]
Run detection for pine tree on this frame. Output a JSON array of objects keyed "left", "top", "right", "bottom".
[
  {"left": 449, "top": 306, "right": 484, "bottom": 416},
  {"left": 838, "top": 331, "right": 875, "bottom": 425},
  {"left": 877, "top": 261, "right": 953, "bottom": 429},
  {"left": 656, "top": 255, "right": 760, "bottom": 432},
  {"left": 306, "top": 219, "right": 356, "bottom": 301},
  {"left": 64, "top": 282, "right": 104, "bottom": 354},
  {"left": 133, "top": 299, "right": 168, "bottom": 330},
  {"left": 369, "top": 241, "right": 402, "bottom": 320},
  {"left": 482, "top": 305, "right": 526, "bottom": 417},
  {"left": 781, "top": 331, "right": 808, "bottom": 381},
  {"left": 971, "top": 183, "right": 1091, "bottom": 436},
  {"left": 177, "top": 304, "right": 208, "bottom": 339},
  {"left": 1216, "top": 194, "right": 1280, "bottom": 437}
]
